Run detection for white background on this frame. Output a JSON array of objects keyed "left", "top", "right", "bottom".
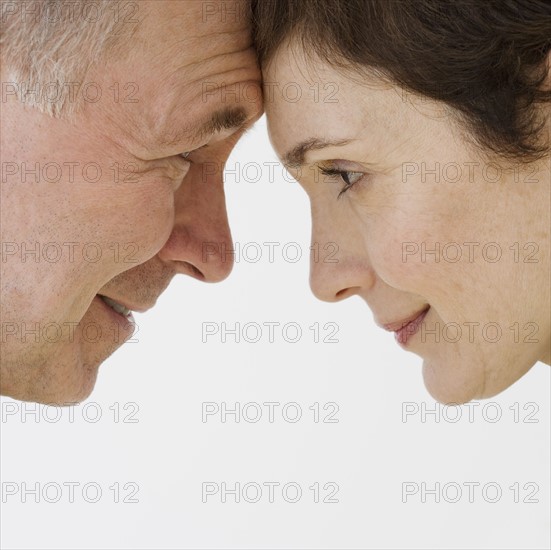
[{"left": 1, "top": 117, "right": 550, "bottom": 549}]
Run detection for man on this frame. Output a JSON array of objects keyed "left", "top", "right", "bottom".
[{"left": 0, "top": 0, "right": 263, "bottom": 403}]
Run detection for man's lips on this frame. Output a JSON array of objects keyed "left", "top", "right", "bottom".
[
  {"left": 93, "top": 295, "right": 136, "bottom": 343},
  {"left": 97, "top": 294, "right": 152, "bottom": 316},
  {"left": 99, "top": 295, "right": 132, "bottom": 317}
]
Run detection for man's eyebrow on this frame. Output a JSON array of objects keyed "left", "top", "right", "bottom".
[
  {"left": 283, "top": 138, "right": 353, "bottom": 168},
  {"left": 196, "top": 107, "right": 251, "bottom": 140},
  {"left": 160, "top": 107, "right": 251, "bottom": 148}
]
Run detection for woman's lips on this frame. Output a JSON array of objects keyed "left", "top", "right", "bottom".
[{"left": 393, "top": 306, "right": 430, "bottom": 346}]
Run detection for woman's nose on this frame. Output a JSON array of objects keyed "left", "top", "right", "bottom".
[{"left": 309, "top": 206, "right": 375, "bottom": 302}]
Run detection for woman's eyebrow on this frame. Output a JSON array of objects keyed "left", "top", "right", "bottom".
[{"left": 283, "top": 138, "right": 352, "bottom": 168}]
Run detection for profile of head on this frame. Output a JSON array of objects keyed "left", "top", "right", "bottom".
[
  {"left": 0, "top": 0, "right": 262, "bottom": 404},
  {"left": 253, "top": 0, "right": 551, "bottom": 403}
]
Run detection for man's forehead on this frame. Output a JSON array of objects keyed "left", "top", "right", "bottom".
[
  {"left": 131, "top": 0, "right": 255, "bottom": 82},
  {"left": 141, "top": 0, "right": 252, "bottom": 41}
]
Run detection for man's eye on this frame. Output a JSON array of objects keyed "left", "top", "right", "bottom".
[
  {"left": 319, "top": 167, "right": 365, "bottom": 198},
  {"left": 181, "top": 144, "right": 208, "bottom": 161}
]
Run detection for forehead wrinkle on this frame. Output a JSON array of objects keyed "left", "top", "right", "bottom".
[
  {"left": 149, "top": 33, "right": 258, "bottom": 101},
  {"left": 149, "top": 64, "right": 259, "bottom": 149},
  {"left": 148, "top": 56, "right": 260, "bottom": 149},
  {"left": 181, "top": 25, "right": 253, "bottom": 41},
  {"left": 169, "top": 44, "right": 259, "bottom": 84},
  {"left": 140, "top": 0, "right": 251, "bottom": 44},
  {"left": 162, "top": 24, "right": 255, "bottom": 68},
  {"left": 116, "top": 37, "right": 259, "bottom": 155}
]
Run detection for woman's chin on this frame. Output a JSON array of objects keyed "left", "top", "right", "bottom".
[
  {"left": 421, "top": 351, "right": 539, "bottom": 404},
  {"left": 421, "top": 358, "right": 486, "bottom": 405}
]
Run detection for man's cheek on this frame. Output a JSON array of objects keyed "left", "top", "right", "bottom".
[{"left": 96, "top": 190, "right": 176, "bottom": 268}]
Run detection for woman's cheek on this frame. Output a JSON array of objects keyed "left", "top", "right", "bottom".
[{"left": 358, "top": 198, "right": 413, "bottom": 285}]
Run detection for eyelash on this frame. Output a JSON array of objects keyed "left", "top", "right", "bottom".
[{"left": 319, "top": 167, "right": 365, "bottom": 198}]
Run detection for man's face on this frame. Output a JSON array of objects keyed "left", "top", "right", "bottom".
[{"left": 0, "top": 0, "right": 263, "bottom": 403}]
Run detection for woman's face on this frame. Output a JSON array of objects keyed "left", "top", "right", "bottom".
[{"left": 265, "top": 42, "right": 550, "bottom": 403}]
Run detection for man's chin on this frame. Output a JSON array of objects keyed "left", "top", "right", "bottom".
[
  {"left": 1, "top": 333, "right": 125, "bottom": 405},
  {"left": 2, "top": 352, "right": 102, "bottom": 405}
]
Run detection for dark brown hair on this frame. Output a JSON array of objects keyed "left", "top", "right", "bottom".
[{"left": 252, "top": 0, "right": 551, "bottom": 163}]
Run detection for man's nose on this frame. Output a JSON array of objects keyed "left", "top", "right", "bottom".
[
  {"left": 157, "top": 162, "right": 233, "bottom": 282},
  {"left": 309, "top": 204, "right": 375, "bottom": 302}
]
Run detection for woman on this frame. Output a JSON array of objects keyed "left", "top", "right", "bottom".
[{"left": 252, "top": 0, "right": 551, "bottom": 403}]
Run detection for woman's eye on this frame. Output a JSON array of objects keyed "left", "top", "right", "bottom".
[
  {"left": 181, "top": 152, "right": 191, "bottom": 159},
  {"left": 319, "top": 167, "right": 365, "bottom": 198}
]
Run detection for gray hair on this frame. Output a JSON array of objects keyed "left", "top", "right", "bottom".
[{"left": 1, "top": 0, "right": 136, "bottom": 117}]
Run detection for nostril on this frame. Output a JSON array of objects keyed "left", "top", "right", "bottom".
[
  {"left": 335, "top": 288, "right": 349, "bottom": 299},
  {"left": 182, "top": 261, "right": 205, "bottom": 281},
  {"left": 335, "top": 286, "right": 360, "bottom": 300}
]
